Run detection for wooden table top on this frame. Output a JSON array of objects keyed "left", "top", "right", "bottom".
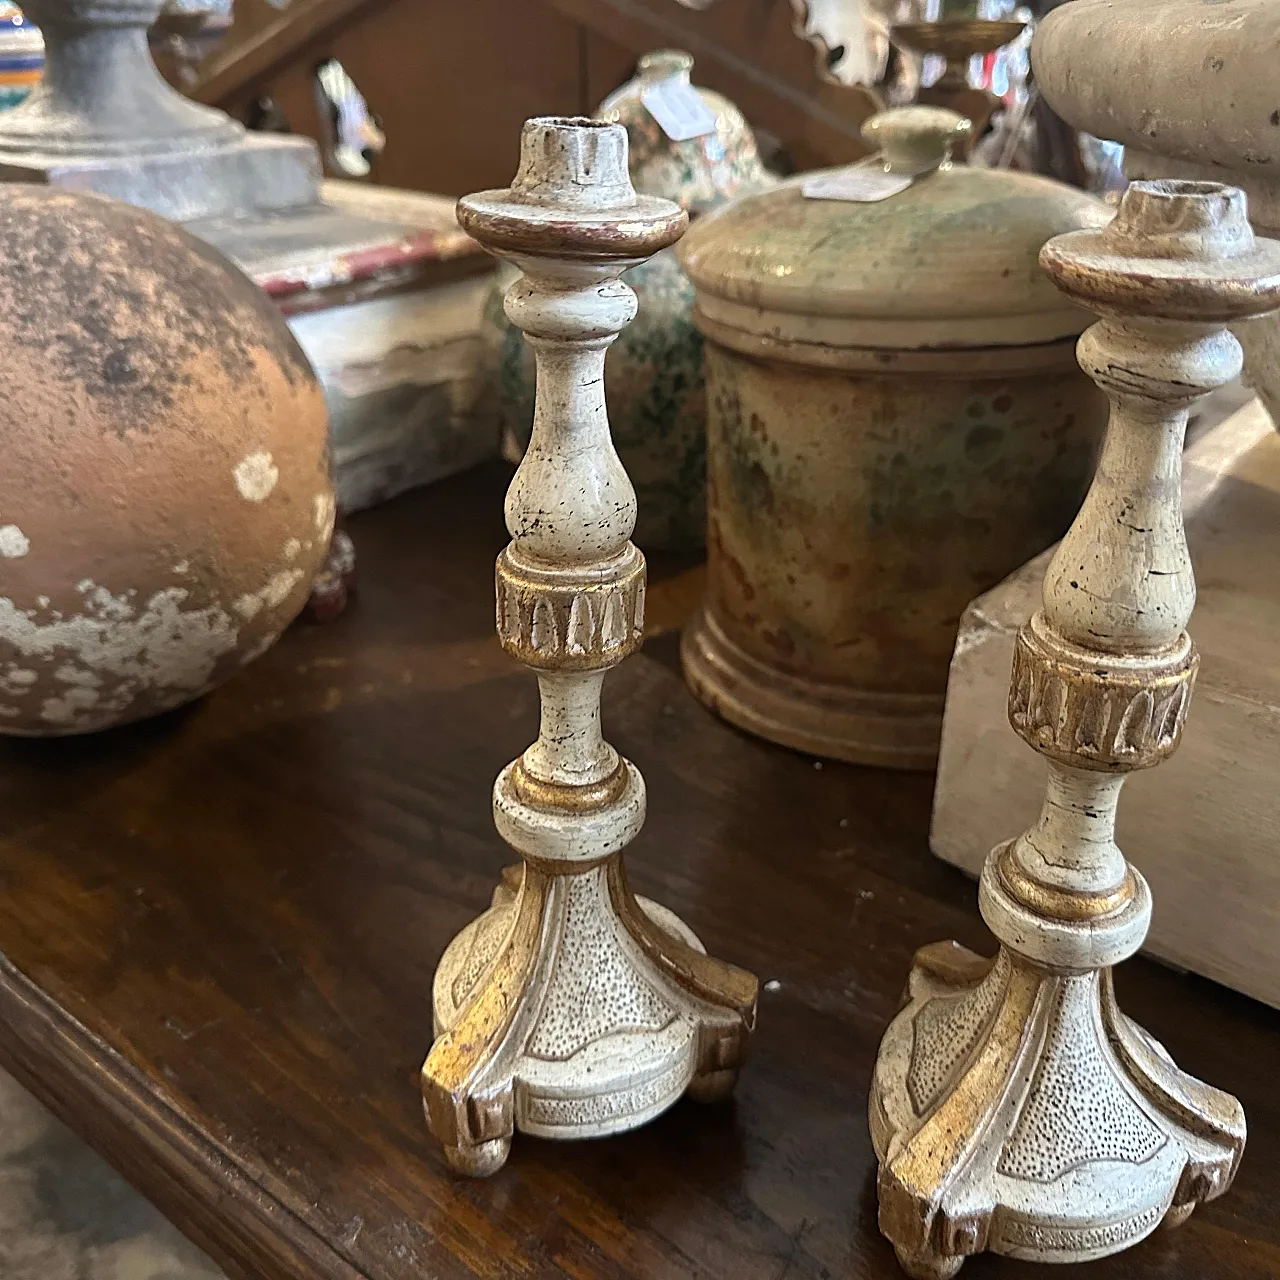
[{"left": 0, "top": 462, "right": 1275, "bottom": 1280}]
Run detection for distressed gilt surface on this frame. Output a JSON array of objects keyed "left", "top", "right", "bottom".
[
  {"left": 871, "top": 181, "right": 1280, "bottom": 1277},
  {"left": 421, "top": 118, "right": 757, "bottom": 1176}
]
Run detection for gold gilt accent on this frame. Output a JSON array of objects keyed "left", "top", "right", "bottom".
[
  {"left": 496, "top": 544, "right": 646, "bottom": 670},
  {"left": 607, "top": 858, "right": 758, "bottom": 1085},
  {"left": 1100, "top": 969, "right": 1246, "bottom": 1205},
  {"left": 421, "top": 871, "right": 549, "bottom": 1164},
  {"left": 878, "top": 954, "right": 1040, "bottom": 1267},
  {"left": 425, "top": 118, "right": 757, "bottom": 1176},
  {"left": 872, "top": 945, "right": 1247, "bottom": 1280},
  {"left": 1008, "top": 612, "right": 1197, "bottom": 773},
  {"left": 510, "top": 757, "right": 630, "bottom": 814},
  {"left": 872, "top": 178, "right": 1270, "bottom": 1277},
  {"left": 995, "top": 840, "right": 1136, "bottom": 922}
]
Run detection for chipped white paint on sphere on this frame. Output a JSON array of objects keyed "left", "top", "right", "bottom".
[
  {"left": 0, "top": 525, "right": 29, "bottom": 557},
  {"left": 0, "top": 186, "right": 334, "bottom": 735},
  {"left": 313, "top": 491, "right": 336, "bottom": 539},
  {"left": 233, "top": 568, "right": 307, "bottom": 622},
  {"left": 234, "top": 451, "right": 281, "bottom": 502},
  {"left": 0, "top": 584, "right": 242, "bottom": 732}
]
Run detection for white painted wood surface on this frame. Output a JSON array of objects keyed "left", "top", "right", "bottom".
[
  {"left": 872, "top": 180, "right": 1277, "bottom": 1278},
  {"left": 934, "top": 394, "right": 1280, "bottom": 1008},
  {"left": 421, "top": 119, "right": 756, "bottom": 1178}
]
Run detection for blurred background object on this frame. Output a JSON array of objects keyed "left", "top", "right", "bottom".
[
  {"left": 175, "top": 0, "right": 882, "bottom": 192},
  {"left": 150, "top": 0, "right": 234, "bottom": 87},
  {"left": 0, "top": 1066, "right": 226, "bottom": 1280},
  {"left": 0, "top": 2, "right": 41, "bottom": 109}
]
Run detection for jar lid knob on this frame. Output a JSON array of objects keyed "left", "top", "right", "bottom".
[
  {"left": 638, "top": 49, "right": 695, "bottom": 79},
  {"left": 862, "top": 106, "right": 973, "bottom": 175}
]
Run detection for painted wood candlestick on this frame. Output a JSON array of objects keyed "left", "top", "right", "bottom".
[
  {"left": 870, "top": 179, "right": 1280, "bottom": 1277},
  {"left": 422, "top": 117, "right": 758, "bottom": 1177}
]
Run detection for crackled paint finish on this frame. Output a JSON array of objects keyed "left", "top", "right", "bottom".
[
  {"left": 492, "top": 248, "right": 706, "bottom": 551},
  {"left": 870, "top": 179, "right": 1278, "bottom": 1280},
  {"left": 482, "top": 56, "right": 773, "bottom": 554},
  {"left": 426, "top": 118, "right": 755, "bottom": 1177},
  {"left": 704, "top": 346, "right": 1107, "bottom": 696},
  {"left": 0, "top": 186, "right": 332, "bottom": 734}
]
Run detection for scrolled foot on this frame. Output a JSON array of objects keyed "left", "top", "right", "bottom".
[
  {"left": 894, "top": 1244, "right": 963, "bottom": 1280},
  {"left": 441, "top": 1136, "right": 511, "bottom": 1178},
  {"left": 1162, "top": 1202, "right": 1196, "bottom": 1230},
  {"left": 686, "top": 1067, "right": 739, "bottom": 1103}
]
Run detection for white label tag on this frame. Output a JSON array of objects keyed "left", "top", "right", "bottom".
[
  {"left": 801, "top": 168, "right": 914, "bottom": 203},
  {"left": 641, "top": 80, "right": 718, "bottom": 142}
]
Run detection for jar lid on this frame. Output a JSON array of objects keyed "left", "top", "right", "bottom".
[
  {"left": 594, "top": 49, "right": 774, "bottom": 217},
  {"left": 679, "top": 105, "right": 1111, "bottom": 357}
]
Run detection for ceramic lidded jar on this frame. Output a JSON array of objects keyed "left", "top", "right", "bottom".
[
  {"left": 0, "top": 186, "right": 333, "bottom": 734},
  {"left": 482, "top": 50, "right": 773, "bottom": 551},
  {"left": 679, "top": 106, "right": 1111, "bottom": 769}
]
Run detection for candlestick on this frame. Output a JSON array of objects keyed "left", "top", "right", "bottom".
[
  {"left": 423, "top": 117, "right": 758, "bottom": 1177},
  {"left": 870, "top": 179, "right": 1280, "bottom": 1277}
]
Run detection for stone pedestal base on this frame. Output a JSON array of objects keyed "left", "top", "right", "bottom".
[{"left": 0, "top": 131, "right": 320, "bottom": 223}]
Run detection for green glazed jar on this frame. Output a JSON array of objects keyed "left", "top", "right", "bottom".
[{"left": 480, "top": 50, "right": 773, "bottom": 552}]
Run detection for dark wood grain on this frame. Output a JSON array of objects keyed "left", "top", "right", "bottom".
[{"left": 0, "top": 461, "right": 1276, "bottom": 1280}]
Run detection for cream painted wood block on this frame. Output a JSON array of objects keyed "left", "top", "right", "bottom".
[
  {"left": 420, "top": 118, "right": 757, "bottom": 1178},
  {"left": 934, "top": 395, "right": 1280, "bottom": 1008},
  {"left": 871, "top": 180, "right": 1280, "bottom": 1279},
  {"left": 287, "top": 273, "right": 495, "bottom": 513}
]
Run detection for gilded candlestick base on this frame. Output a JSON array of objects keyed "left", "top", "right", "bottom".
[
  {"left": 871, "top": 929, "right": 1244, "bottom": 1279},
  {"left": 425, "top": 850, "right": 754, "bottom": 1172}
]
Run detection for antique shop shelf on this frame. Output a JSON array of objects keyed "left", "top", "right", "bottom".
[{"left": 0, "top": 461, "right": 1274, "bottom": 1280}]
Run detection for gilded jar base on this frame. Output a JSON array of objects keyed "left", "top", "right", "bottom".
[{"left": 681, "top": 606, "right": 942, "bottom": 770}]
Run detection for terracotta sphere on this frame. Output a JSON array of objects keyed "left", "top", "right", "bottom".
[{"left": 0, "top": 186, "right": 333, "bottom": 734}]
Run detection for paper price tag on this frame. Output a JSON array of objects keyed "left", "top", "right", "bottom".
[
  {"left": 801, "top": 168, "right": 914, "bottom": 203},
  {"left": 641, "top": 80, "right": 718, "bottom": 142}
]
